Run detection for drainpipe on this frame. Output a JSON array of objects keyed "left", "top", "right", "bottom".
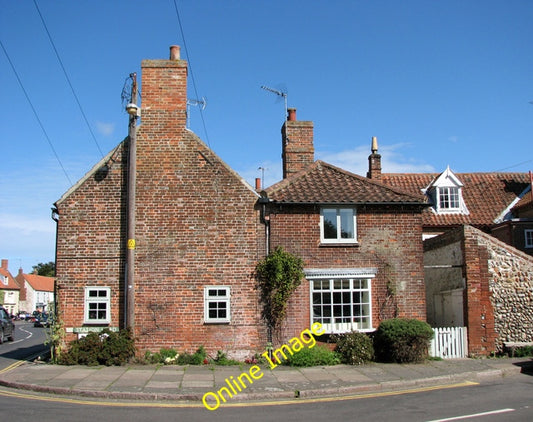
[
  {"left": 51, "top": 207, "right": 59, "bottom": 357},
  {"left": 258, "top": 195, "right": 273, "bottom": 351},
  {"left": 125, "top": 73, "right": 138, "bottom": 330}
]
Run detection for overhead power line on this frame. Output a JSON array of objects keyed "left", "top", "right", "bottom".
[
  {"left": 172, "top": 0, "right": 211, "bottom": 148},
  {"left": 0, "top": 39, "right": 72, "bottom": 185},
  {"left": 33, "top": 0, "right": 105, "bottom": 158}
]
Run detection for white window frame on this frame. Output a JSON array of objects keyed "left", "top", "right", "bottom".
[
  {"left": 204, "top": 286, "right": 231, "bottom": 323},
  {"left": 525, "top": 229, "right": 533, "bottom": 248},
  {"left": 306, "top": 269, "right": 375, "bottom": 333},
  {"left": 438, "top": 186, "right": 460, "bottom": 211},
  {"left": 320, "top": 207, "right": 357, "bottom": 244},
  {"left": 84, "top": 287, "right": 111, "bottom": 324}
]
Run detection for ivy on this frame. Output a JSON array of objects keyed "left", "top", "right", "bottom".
[{"left": 256, "top": 246, "right": 304, "bottom": 330}]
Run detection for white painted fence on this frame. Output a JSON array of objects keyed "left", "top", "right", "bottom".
[{"left": 430, "top": 327, "right": 468, "bottom": 359}]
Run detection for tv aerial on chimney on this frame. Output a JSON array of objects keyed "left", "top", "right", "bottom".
[
  {"left": 186, "top": 97, "right": 207, "bottom": 129},
  {"left": 261, "top": 85, "right": 288, "bottom": 121}
]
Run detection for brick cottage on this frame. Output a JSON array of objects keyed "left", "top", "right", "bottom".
[{"left": 54, "top": 46, "right": 429, "bottom": 357}]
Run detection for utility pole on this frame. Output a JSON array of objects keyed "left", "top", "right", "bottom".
[{"left": 125, "top": 73, "right": 138, "bottom": 330}]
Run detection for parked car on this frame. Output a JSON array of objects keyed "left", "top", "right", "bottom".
[
  {"left": 0, "top": 306, "right": 15, "bottom": 343},
  {"left": 34, "top": 313, "right": 53, "bottom": 328}
]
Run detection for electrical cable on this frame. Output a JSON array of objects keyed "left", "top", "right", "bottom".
[
  {"left": 33, "top": 0, "right": 105, "bottom": 158},
  {"left": 172, "top": 0, "right": 211, "bottom": 148},
  {"left": 0, "top": 39, "right": 73, "bottom": 185}
]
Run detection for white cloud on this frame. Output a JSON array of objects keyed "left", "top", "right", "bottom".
[
  {"left": 0, "top": 213, "right": 55, "bottom": 236},
  {"left": 95, "top": 121, "right": 115, "bottom": 136},
  {"left": 318, "top": 143, "right": 435, "bottom": 176}
]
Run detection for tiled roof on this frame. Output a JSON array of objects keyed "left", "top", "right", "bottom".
[
  {"left": 265, "top": 161, "right": 426, "bottom": 205},
  {"left": 0, "top": 267, "right": 20, "bottom": 290},
  {"left": 381, "top": 172, "right": 531, "bottom": 230},
  {"left": 513, "top": 188, "right": 533, "bottom": 212},
  {"left": 23, "top": 273, "right": 54, "bottom": 292}
]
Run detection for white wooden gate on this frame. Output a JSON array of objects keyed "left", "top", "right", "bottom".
[{"left": 430, "top": 327, "right": 468, "bottom": 359}]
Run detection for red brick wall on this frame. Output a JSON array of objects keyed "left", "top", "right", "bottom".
[
  {"left": 268, "top": 205, "right": 427, "bottom": 341},
  {"left": 55, "top": 53, "right": 268, "bottom": 358},
  {"left": 55, "top": 145, "right": 127, "bottom": 343}
]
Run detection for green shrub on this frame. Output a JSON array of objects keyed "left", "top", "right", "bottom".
[
  {"left": 59, "top": 328, "right": 136, "bottom": 366},
  {"left": 213, "top": 350, "right": 240, "bottom": 366},
  {"left": 145, "top": 348, "right": 180, "bottom": 364},
  {"left": 284, "top": 345, "right": 340, "bottom": 367},
  {"left": 332, "top": 331, "right": 374, "bottom": 365},
  {"left": 177, "top": 346, "right": 208, "bottom": 365},
  {"left": 507, "top": 345, "right": 533, "bottom": 358},
  {"left": 373, "top": 318, "right": 434, "bottom": 363}
]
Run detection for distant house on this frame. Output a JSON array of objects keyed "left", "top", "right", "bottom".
[
  {"left": 0, "top": 259, "right": 20, "bottom": 315},
  {"left": 15, "top": 270, "right": 54, "bottom": 313},
  {"left": 261, "top": 109, "right": 428, "bottom": 339},
  {"left": 366, "top": 151, "right": 532, "bottom": 249},
  {"left": 491, "top": 177, "right": 533, "bottom": 256},
  {"left": 367, "top": 140, "right": 533, "bottom": 356}
]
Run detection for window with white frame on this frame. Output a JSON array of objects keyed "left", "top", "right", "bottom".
[
  {"left": 438, "top": 186, "right": 460, "bottom": 210},
  {"left": 84, "top": 287, "right": 111, "bottom": 324},
  {"left": 204, "top": 286, "right": 230, "bottom": 323},
  {"left": 320, "top": 207, "right": 357, "bottom": 243},
  {"left": 525, "top": 229, "right": 533, "bottom": 248},
  {"left": 425, "top": 167, "right": 468, "bottom": 215},
  {"left": 309, "top": 274, "right": 373, "bottom": 333}
]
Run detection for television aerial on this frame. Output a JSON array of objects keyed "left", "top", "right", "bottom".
[
  {"left": 187, "top": 97, "right": 207, "bottom": 129},
  {"left": 261, "top": 85, "right": 288, "bottom": 120}
]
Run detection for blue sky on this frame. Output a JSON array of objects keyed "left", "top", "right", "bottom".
[{"left": 1, "top": 0, "right": 532, "bottom": 273}]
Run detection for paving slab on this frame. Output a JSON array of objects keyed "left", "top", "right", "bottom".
[{"left": 0, "top": 357, "right": 530, "bottom": 403}]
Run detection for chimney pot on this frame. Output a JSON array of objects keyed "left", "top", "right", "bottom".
[
  {"left": 371, "top": 136, "right": 378, "bottom": 153},
  {"left": 287, "top": 108, "right": 297, "bottom": 121},
  {"left": 169, "top": 45, "right": 180, "bottom": 60},
  {"left": 255, "top": 178, "right": 261, "bottom": 191}
]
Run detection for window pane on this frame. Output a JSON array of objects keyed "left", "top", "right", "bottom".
[
  {"left": 340, "top": 209, "right": 354, "bottom": 239},
  {"left": 440, "top": 187, "right": 460, "bottom": 209},
  {"left": 323, "top": 209, "right": 337, "bottom": 239},
  {"left": 311, "top": 276, "right": 371, "bottom": 332}
]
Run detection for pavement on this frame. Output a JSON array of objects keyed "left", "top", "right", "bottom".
[{"left": 0, "top": 357, "right": 531, "bottom": 404}]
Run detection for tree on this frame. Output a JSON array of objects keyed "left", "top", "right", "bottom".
[{"left": 32, "top": 261, "right": 55, "bottom": 277}]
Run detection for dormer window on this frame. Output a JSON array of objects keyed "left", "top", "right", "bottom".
[
  {"left": 438, "top": 186, "right": 460, "bottom": 210},
  {"left": 425, "top": 167, "right": 468, "bottom": 215}
]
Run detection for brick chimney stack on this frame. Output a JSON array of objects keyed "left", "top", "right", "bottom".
[
  {"left": 282, "top": 108, "right": 314, "bottom": 178},
  {"left": 367, "top": 136, "right": 382, "bottom": 181},
  {"left": 1, "top": 259, "right": 7, "bottom": 270},
  {"left": 140, "top": 45, "right": 188, "bottom": 133}
]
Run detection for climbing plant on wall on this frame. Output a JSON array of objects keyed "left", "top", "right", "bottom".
[{"left": 256, "top": 246, "right": 304, "bottom": 331}]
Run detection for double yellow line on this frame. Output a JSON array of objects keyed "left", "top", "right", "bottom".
[
  {"left": 0, "top": 380, "right": 479, "bottom": 409},
  {"left": 0, "top": 360, "right": 25, "bottom": 375}
]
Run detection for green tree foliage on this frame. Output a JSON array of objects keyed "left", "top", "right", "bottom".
[
  {"left": 256, "top": 247, "right": 304, "bottom": 330},
  {"left": 32, "top": 261, "right": 55, "bottom": 277}
]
